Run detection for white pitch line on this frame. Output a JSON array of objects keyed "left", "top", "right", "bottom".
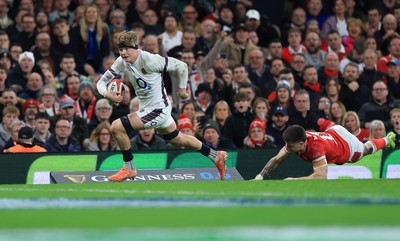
[
  {"left": 0, "top": 227, "right": 400, "bottom": 241},
  {"left": 0, "top": 187, "right": 395, "bottom": 200}
]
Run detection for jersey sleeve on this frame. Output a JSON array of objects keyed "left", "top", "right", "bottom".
[
  {"left": 165, "top": 57, "right": 188, "bottom": 89},
  {"left": 301, "top": 141, "right": 327, "bottom": 163},
  {"left": 97, "top": 57, "right": 124, "bottom": 96}
]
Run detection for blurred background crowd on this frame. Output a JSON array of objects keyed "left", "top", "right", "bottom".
[{"left": 1, "top": 0, "right": 400, "bottom": 153}]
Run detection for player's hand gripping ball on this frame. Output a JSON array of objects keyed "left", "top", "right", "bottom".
[
  {"left": 107, "top": 79, "right": 125, "bottom": 106},
  {"left": 107, "top": 79, "right": 125, "bottom": 95}
]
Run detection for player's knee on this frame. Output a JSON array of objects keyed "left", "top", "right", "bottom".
[
  {"left": 119, "top": 116, "right": 135, "bottom": 135},
  {"left": 110, "top": 120, "right": 121, "bottom": 135}
]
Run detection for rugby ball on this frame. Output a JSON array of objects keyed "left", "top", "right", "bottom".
[{"left": 107, "top": 79, "right": 125, "bottom": 95}]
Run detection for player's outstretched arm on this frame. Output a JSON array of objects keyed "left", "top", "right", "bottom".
[
  {"left": 285, "top": 159, "right": 328, "bottom": 180},
  {"left": 253, "top": 147, "right": 290, "bottom": 180}
]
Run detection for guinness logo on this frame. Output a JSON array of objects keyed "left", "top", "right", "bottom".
[{"left": 64, "top": 175, "right": 87, "bottom": 183}]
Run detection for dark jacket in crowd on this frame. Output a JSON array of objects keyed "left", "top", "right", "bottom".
[
  {"left": 223, "top": 109, "right": 255, "bottom": 147},
  {"left": 358, "top": 97, "right": 400, "bottom": 130},
  {"left": 130, "top": 133, "right": 170, "bottom": 150},
  {"left": 43, "top": 135, "right": 81, "bottom": 152}
]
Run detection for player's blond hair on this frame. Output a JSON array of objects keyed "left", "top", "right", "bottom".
[{"left": 118, "top": 31, "right": 139, "bottom": 48}]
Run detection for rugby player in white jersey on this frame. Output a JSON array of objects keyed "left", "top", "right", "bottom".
[{"left": 97, "top": 30, "right": 228, "bottom": 182}]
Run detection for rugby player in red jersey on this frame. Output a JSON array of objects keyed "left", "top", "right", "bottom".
[{"left": 253, "top": 119, "right": 396, "bottom": 180}]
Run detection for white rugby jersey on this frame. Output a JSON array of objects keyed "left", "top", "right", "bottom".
[{"left": 97, "top": 50, "right": 188, "bottom": 108}]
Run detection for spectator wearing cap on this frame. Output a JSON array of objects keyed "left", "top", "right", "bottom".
[
  {"left": 268, "top": 69, "right": 299, "bottom": 103},
  {"left": 281, "top": 28, "right": 306, "bottom": 65},
  {"left": 244, "top": 119, "right": 275, "bottom": 148},
  {"left": 7, "top": 51, "right": 37, "bottom": 94},
  {"left": 220, "top": 23, "right": 258, "bottom": 68},
  {"left": 290, "top": 89, "right": 325, "bottom": 131},
  {"left": 177, "top": 113, "right": 195, "bottom": 137},
  {"left": 385, "top": 59, "right": 400, "bottom": 99},
  {"left": 160, "top": 14, "right": 182, "bottom": 53},
  {"left": 18, "top": 72, "right": 44, "bottom": 100},
  {"left": 3, "top": 126, "right": 46, "bottom": 153},
  {"left": 202, "top": 119, "right": 236, "bottom": 149},
  {"left": 21, "top": 98, "right": 39, "bottom": 128},
  {"left": 377, "top": 36, "right": 400, "bottom": 74},
  {"left": 44, "top": 118, "right": 81, "bottom": 152},
  {"left": 244, "top": 9, "right": 279, "bottom": 48},
  {"left": 267, "top": 106, "right": 290, "bottom": 148},
  {"left": 268, "top": 79, "right": 295, "bottom": 117},
  {"left": 358, "top": 80, "right": 400, "bottom": 130},
  {"left": 223, "top": 92, "right": 255, "bottom": 147},
  {"left": 177, "top": 5, "right": 202, "bottom": 36},
  {"left": 75, "top": 80, "right": 97, "bottom": 124},
  {"left": 194, "top": 82, "right": 215, "bottom": 117},
  {"left": 51, "top": 96, "right": 89, "bottom": 147}
]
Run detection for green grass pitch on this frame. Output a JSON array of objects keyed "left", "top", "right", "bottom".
[{"left": 0, "top": 179, "right": 399, "bottom": 241}]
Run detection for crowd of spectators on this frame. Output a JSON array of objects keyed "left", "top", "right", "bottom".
[{"left": 1, "top": 0, "right": 400, "bottom": 153}]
